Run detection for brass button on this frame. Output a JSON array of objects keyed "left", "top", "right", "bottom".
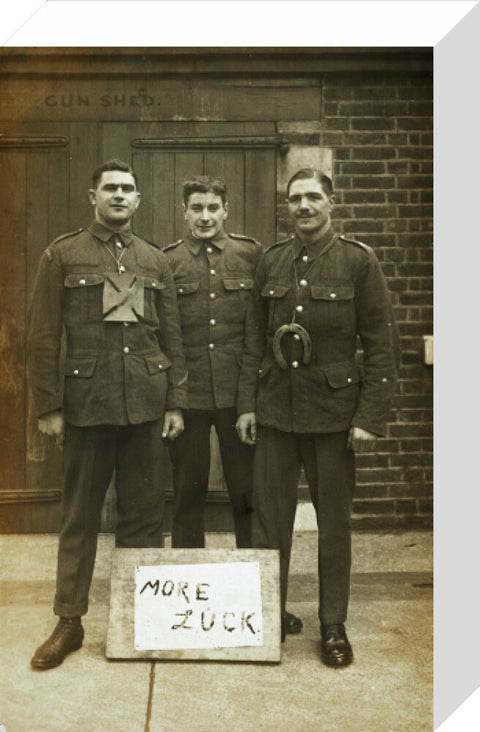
[
  {"left": 240, "top": 282, "right": 245, "bottom": 288},
  {"left": 123, "top": 322, "right": 129, "bottom": 328},
  {"left": 269, "top": 289, "right": 275, "bottom": 295},
  {"left": 73, "top": 369, "right": 79, "bottom": 375},
  {"left": 209, "top": 343, "right": 215, "bottom": 350},
  {"left": 79, "top": 279, "right": 86, "bottom": 285},
  {"left": 293, "top": 334, "right": 300, "bottom": 341},
  {"left": 382, "top": 377, "right": 388, "bottom": 383},
  {"left": 330, "top": 292, "right": 337, "bottom": 299},
  {"left": 115, "top": 241, "right": 122, "bottom": 249},
  {"left": 292, "top": 361, "right": 299, "bottom": 368},
  {"left": 299, "top": 279, "right": 308, "bottom": 287},
  {"left": 124, "top": 346, "right": 130, "bottom": 354},
  {"left": 178, "top": 288, "right": 184, "bottom": 294},
  {"left": 119, "top": 265, "right": 126, "bottom": 273},
  {"left": 296, "top": 305, "right": 304, "bottom": 313},
  {"left": 210, "top": 269, "right": 216, "bottom": 276},
  {"left": 209, "top": 293, "right": 216, "bottom": 300},
  {"left": 209, "top": 319, "right": 216, "bottom": 326},
  {"left": 151, "top": 280, "right": 156, "bottom": 287},
  {"left": 347, "top": 377, "right": 352, "bottom": 383},
  {"left": 302, "top": 255, "right": 308, "bottom": 263},
  {"left": 158, "top": 364, "right": 163, "bottom": 370},
  {"left": 206, "top": 246, "right": 213, "bottom": 254}
]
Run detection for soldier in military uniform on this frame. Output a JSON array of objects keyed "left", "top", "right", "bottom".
[
  {"left": 28, "top": 159, "right": 188, "bottom": 670},
  {"left": 237, "top": 168, "right": 400, "bottom": 666},
  {"left": 163, "top": 175, "right": 302, "bottom": 636}
]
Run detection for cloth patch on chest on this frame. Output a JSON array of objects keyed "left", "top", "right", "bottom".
[{"left": 103, "top": 273, "right": 144, "bottom": 322}]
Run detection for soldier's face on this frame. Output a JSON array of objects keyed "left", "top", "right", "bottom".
[
  {"left": 183, "top": 192, "right": 228, "bottom": 240},
  {"left": 287, "top": 178, "right": 334, "bottom": 238},
  {"left": 89, "top": 171, "right": 140, "bottom": 228}
]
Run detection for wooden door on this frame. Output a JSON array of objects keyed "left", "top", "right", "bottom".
[
  {"left": 0, "top": 123, "right": 98, "bottom": 531},
  {"left": 102, "top": 121, "right": 277, "bottom": 515}
]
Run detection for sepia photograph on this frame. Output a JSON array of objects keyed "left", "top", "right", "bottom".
[{"left": 0, "top": 2, "right": 472, "bottom": 728}]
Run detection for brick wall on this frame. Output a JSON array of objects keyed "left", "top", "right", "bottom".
[{"left": 280, "top": 69, "right": 433, "bottom": 529}]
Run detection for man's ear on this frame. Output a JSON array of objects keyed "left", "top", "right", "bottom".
[
  {"left": 182, "top": 202, "right": 188, "bottom": 220},
  {"left": 135, "top": 192, "right": 141, "bottom": 209},
  {"left": 329, "top": 194, "right": 336, "bottom": 209},
  {"left": 88, "top": 189, "right": 96, "bottom": 206},
  {"left": 224, "top": 202, "right": 229, "bottom": 219}
]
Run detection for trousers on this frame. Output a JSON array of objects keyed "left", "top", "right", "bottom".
[
  {"left": 252, "top": 426, "right": 355, "bottom": 625},
  {"left": 169, "top": 407, "right": 254, "bottom": 548},
  {"left": 54, "top": 419, "right": 165, "bottom": 617}
]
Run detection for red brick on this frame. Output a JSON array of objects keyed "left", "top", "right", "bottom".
[
  {"left": 352, "top": 499, "right": 396, "bottom": 515},
  {"left": 397, "top": 117, "right": 433, "bottom": 131},
  {"left": 394, "top": 499, "right": 418, "bottom": 514},
  {"left": 343, "top": 220, "right": 384, "bottom": 233},
  {"left": 343, "top": 191, "right": 386, "bottom": 204},
  {"left": 323, "top": 117, "right": 350, "bottom": 131},
  {"left": 350, "top": 146, "right": 397, "bottom": 160},
  {"left": 341, "top": 161, "right": 386, "bottom": 175},
  {"left": 350, "top": 176, "right": 396, "bottom": 189},
  {"left": 351, "top": 118, "right": 396, "bottom": 131}
]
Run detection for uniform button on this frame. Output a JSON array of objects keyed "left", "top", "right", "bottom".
[
  {"left": 258, "top": 368, "right": 263, "bottom": 375},
  {"left": 158, "top": 364, "right": 163, "bottom": 370},
  {"left": 119, "top": 265, "right": 126, "bottom": 273},
  {"left": 210, "top": 269, "right": 216, "bottom": 276},
  {"left": 209, "top": 319, "right": 216, "bottom": 326},
  {"left": 240, "top": 282, "right": 245, "bottom": 288},
  {"left": 296, "top": 305, "right": 304, "bottom": 313},
  {"left": 151, "top": 280, "right": 156, "bottom": 287},
  {"left": 178, "top": 288, "right": 184, "bottom": 294},
  {"left": 206, "top": 246, "right": 213, "bottom": 254},
  {"left": 79, "top": 278, "right": 86, "bottom": 285},
  {"left": 123, "top": 322, "right": 129, "bottom": 327},
  {"left": 292, "top": 361, "right": 299, "bottom": 369},
  {"left": 115, "top": 241, "right": 123, "bottom": 249},
  {"left": 330, "top": 292, "right": 337, "bottom": 299},
  {"left": 269, "top": 289, "right": 275, "bottom": 295},
  {"left": 123, "top": 346, "right": 130, "bottom": 354},
  {"left": 73, "top": 369, "right": 79, "bottom": 375},
  {"left": 209, "top": 292, "right": 216, "bottom": 300},
  {"left": 293, "top": 334, "right": 300, "bottom": 341},
  {"left": 302, "top": 255, "right": 308, "bottom": 263},
  {"left": 347, "top": 377, "right": 352, "bottom": 383},
  {"left": 209, "top": 343, "right": 215, "bottom": 350},
  {"left": 382, "top": 377, "right": 388, "bottom": 383},
  {"left": 299, "top": 279, "right": 308, "bottom": 287}
]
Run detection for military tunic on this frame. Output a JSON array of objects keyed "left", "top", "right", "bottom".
[
  {"left": 238, "top": 223, "right": 399, "bottom": 624},
  {"left": 27, "top": 220, "right": 188, "bottom": 617},
  {"left": 163, "top": 231, "right": 263, "bottom": 548}
]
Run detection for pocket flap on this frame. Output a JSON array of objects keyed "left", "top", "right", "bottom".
[
  {"left": 64, "top": 274, "right": 104, "bottom": 288},
  {"left": 223, "top": 277, "right": 254, "bottom": 291},
  {"left": 261, "top": 283, "right": 290, "bottom": 298},
  {"left": 311, "top": 284, "right": 354, "bottom": 301},
  {"left": 143, "top": 276, "right": 165, "bottom": 290},
  {"left": 64, "top": 356, "right": 97, "bottom": 378},
  {"left": 144, "top": 353, "right": 172, "bottom": 375},
  {"left": 176, "top": 281, "right": 200, "bottom": 295},
  {"left": 324, "top": 362, "right": 361, "bottom": 389}
]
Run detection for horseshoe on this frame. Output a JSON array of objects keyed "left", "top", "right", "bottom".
[{"left": 272, "top": 323, "right": 312, "bottom": 370}]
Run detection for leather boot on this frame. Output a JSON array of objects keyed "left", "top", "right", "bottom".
[
  {"left": 284, "top": 611, "right": 303, "bottom": 635},
  {"left": 320, "top": 623, "right": 353, "bottom": 668},
  {"left": 31, "top": 617, "right": 84, "bottom": 670}
]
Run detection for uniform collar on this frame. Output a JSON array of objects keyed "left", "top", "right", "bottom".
[
  {"left": 186, "top": 230, "right": 229, "bottom": 256},
  {"left": 88, "top": 220, "right": 134, "bottom": 247},
  {"left": 293, "top": 223, "right": 337, "bottom": 260}
]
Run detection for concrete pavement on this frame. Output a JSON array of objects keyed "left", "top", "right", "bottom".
[{"left": 0, "top": 529, "right": 432, "bottom": 731}]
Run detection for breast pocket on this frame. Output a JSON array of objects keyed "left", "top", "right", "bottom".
[
  {"left": 261, "top": 283, "right": 291, "bottom": 331},
  {"left": 143, "top": 276, "right": 166, "bottom": 323},
  {"left": 63, "top": 273, "right": 105, "bottom": 323},
  {"left": 310, "top": 283, "right": 356, "bottom": 333}
]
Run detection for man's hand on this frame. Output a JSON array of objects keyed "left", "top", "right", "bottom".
[
  {"left": 236, "top": 412, "right": 257, "bottom": 446},
  {"left": 162, "top": 409, "right": 184, "bottom": 440},
  {"left": 347, "top": 426, "right": 377, "bottom": 453},
  {"left": 38, "top": 410, "right": 65, "bottom": 446}
]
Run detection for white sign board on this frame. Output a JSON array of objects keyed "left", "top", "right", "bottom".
[{"left": 135, "top": 562, "right": 263, "bottom": 650}]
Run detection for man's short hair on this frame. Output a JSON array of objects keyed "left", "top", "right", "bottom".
[
  {"left": 91, "top": 159, "right": 138, "bottom": 189},
  {"left": 286, "top": 169, "right": 334, "bottom": 199},
  {"left": 182, "top": 176, "right": 227, "bottom": 206}
]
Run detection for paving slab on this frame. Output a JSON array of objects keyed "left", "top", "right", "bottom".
[{"left": 0, "top": 530, "right": 432, "bottom": 732}]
